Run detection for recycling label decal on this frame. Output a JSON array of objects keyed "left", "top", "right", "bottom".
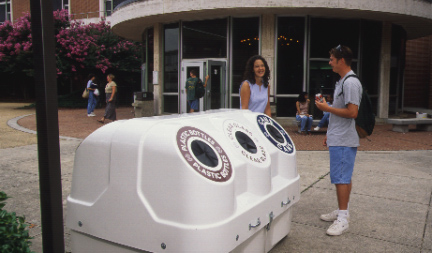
[
  {"left": 177, "top": 126, "right": 232, "bottom": 182},
  {"left": 257, "top": 115, "right": 294, "bottom": 154},
  {"left": 224, "top": 120, "right": 268, "bottom": 164}
]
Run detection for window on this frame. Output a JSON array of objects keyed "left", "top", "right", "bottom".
[
  {"left": 52, "top": 0, "right": 68, "bottom": 11},
  {"left": 63, "top": 0, "right": 69, "bottom": 10},
  {"left": 360, "top": 20, "right": 382, "bottom": 115},
  {"left": 142, "top": 28, "right": 154, "bottom": 92},
  {"left": 389, "top": 25, "right": 406, "bottom": 115},
  {"left": 309, "top": 18, "right": 360, "bottom": 94},
  {"left": 0, "top": 0, "right": 10, "bottom": 23},
  {"left": 309, "top": 18, "right": 360, "bottom": 117},
  {"left": 105, "top": 0, "right": 122, "bottom": 16},
  {"left": 182, "top": 19, "right": 227, "bottom": 59},
  {"left": 277, "top": 17, "right": 305, "bottom": 95},
  {"left": 163, "top": 23, "right": 179, "bottom": 113},
  {"left": 276, "top": 17, "right": 305, "bottom": 117},
  {"left": 310, "top": 18, "right": 359, "bottom": 59},
  {"left": 231, "top": 17, "right": 259, "bottom": 96}
]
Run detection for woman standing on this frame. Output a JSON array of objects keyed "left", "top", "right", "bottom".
[
  {"left": 86, "top": 73, "right": 98, "bottom": 117},
  {"left": 296, "top": 92, "right": 313, "bottom": 134},
  {"left": 239, "top": 55, "right": 271, "bottom": 117},
  {"left": 98, "top": 74, "right": 117, "bottom": 124}
]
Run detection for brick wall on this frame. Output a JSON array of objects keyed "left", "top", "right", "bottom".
[
  {"left": 12, "top": 0, "right": 30, "bottom": 21},
  {"left": 12, "top": 0, "right": 100, "bottom": 21},
  {"left": 70, "top": 0, "right": 99, "bottom": 19},
  {"left": 404, "top": 36, "right": 432, "bottom": 108}
]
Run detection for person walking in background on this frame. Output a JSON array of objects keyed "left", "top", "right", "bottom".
[
  {"left": 315, "top": 45, "right": 362, "bottom": 236},
  {"left": 98, "top": 74, "right": 117, "bottom": 124},
  {"left": 86, "top": 74, "right": 98, "bottom": 117},
  {"left": 314, "top": 94, "right": 333, "bottom": 131},
  {"left": 240, "top": 55, "right": 271, "bottom": 117},
  {"left": 296, "top": 92, "right": 313, "bottom": 135},
  {"left": 185, "top": 69, "right": 209, "bottom": 113}
]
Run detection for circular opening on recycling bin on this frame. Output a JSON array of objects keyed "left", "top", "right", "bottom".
[
  {"left": 235, "top": 131, "right": 257, "bottom": 154},
  {"left": 265, "top": 124, "right": 284, "bottom": 143},
  {"left": 191, "top": 140, "right": 219, "bottom": 168}
]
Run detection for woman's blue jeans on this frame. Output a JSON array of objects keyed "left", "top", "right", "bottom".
[
  {"left": 87, "top": 91, "right": 98, "bottom": 114},
  {"left": 296, "top": 115, "right": 313, "bottom": 132}
]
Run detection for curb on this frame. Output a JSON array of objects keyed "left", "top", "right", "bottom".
[{"left": 7, "top": 114, "right": 83, "bottom": 142}]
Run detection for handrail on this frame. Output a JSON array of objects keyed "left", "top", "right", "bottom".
[{"left": 114, "top": 0, "right": 144, "bottom": 11}]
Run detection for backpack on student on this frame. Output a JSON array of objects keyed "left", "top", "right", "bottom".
[
  {"left": 339, "top": 75, "right": 375, "bottom": 138},
  {"left": 195, "top": 79, "right": 205, "bottom": 99}
]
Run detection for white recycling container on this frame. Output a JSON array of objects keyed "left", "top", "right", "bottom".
[{"left": 66, "top": 109, "right": 300, "bottom": 252}]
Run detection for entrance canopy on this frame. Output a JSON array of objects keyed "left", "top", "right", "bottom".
[{"left": 110, "top": 0, "right": 432, "bottom": 41}]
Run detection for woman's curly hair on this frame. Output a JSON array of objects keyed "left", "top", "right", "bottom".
[{"left": 242, "top": 55, "right": 270, "bottom": 88}]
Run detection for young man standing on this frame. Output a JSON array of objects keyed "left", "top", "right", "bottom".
[
  {"left": 185, "top": 69, "right": 209, "bottom": 113},
  {"left": 315, "top": 45, "right": 362, "bottom": 236}
]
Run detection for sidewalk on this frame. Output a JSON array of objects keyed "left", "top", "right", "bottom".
[{"left": 1, "top": 103, "right": 431, "bottom": 252}]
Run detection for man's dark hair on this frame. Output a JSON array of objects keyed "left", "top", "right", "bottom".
[
  {"left": 190, "top": 69, "right": 198, "bottom": 77},
  {"left": 329, "top": 45, "right": 353, "bottom": 66},
  {"left": 88, "top": 73, "right": 96, "bottom": 79},
  {"left": 297, "top": 92, "right": 308, "bottom": 103},
  {"left": 242, "top": 55, "right": 270, "bottom": 88}
]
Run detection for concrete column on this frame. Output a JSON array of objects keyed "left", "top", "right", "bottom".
[
  {"left": 260, "top": 14, "right": 276, "bottom": 115},
  {"left": 378, "top": 22, "right": 392, "bottom": 119},
  {"left": 153, "top": 23, "right": 164, "bottom": 115},
  {"left": 99, "top": 0, "right": 104, "bottom": 18}
]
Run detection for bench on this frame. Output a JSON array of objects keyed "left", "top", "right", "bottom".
[{"left": 387, "top": 118, "right": 432, "bottom": 133}]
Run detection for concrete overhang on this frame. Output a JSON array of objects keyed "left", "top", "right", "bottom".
[{"left": 110, "top": 0, "right": 432, "bottom": 41}]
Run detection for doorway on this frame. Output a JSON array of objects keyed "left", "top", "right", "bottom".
[{"left": 180, "top": 59, "right": 227, "bottom": 114}]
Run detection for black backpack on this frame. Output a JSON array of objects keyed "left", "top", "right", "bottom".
[
  {"left": 195, "top": 79, "right": 205, "bottom": 99},
  {"left": 338, "top": 75, "right": 375, "bottom": 138}
]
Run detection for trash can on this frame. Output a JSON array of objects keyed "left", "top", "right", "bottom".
[
  {"left": 66, "top": 109, "right": 300, "bottom": 252},
  {"left": 132, "top": 91, "right": 154, "bottom": 118}
]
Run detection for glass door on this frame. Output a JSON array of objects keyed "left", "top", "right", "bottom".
[
  {"left": 181, "top": 59, "right": 227, "bottom": 113},
  {"left": 180, "top": 61, "right": 205, "bottom": 114},
  {"left": 206, "top": 60, "right": 227, "bottom": 110}
]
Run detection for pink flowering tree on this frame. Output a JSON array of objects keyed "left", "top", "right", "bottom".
[
  {"left": 0, "top": 9, "right": 142, "bottom": 98},
  {"left": 0, "top": 14, "right": 33, "bottom": 77},
  {"left": 54, "top": 10, "right": 142, "bottom": 77}
]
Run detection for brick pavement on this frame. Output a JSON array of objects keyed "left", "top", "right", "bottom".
[
  {"left": 16, "top": 107, "right": 432, "bottom": 151},
  {"left": 286, "top": 124, "right": 432, "bottom": 151}
]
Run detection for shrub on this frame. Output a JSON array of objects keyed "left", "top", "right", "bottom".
[{"left": 0, "top": 191, "right": 34, "bottom": 253}]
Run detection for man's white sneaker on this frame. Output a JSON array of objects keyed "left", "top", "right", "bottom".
[
  {"left": 88, "top": 113, "right": 96, "bottom": 117},
  {"left": 326, "top": 219, "right": 349, "bottom": 236},
  {"left": 314, "top": 126, "right": 320, "bottom": 131},
  {"left": 320, "top": 210, "right": 339, "bottom": 222},
  {"left": 320, "top": 210, "right": 350, "bottom": 222}
]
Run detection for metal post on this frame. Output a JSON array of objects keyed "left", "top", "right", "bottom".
[{"left": 29, "top": 0, "right": 65, "bottom": 251}]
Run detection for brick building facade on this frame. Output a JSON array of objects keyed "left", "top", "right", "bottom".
[
  {"left": 69, "top": 0, "right": 99, "bottom": 19},
  {"left": 11, "top": 0, "right": 29, "bottom": 20},
  {"left": 405, "top": 36, "right": 432, "bottom": 109}
]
